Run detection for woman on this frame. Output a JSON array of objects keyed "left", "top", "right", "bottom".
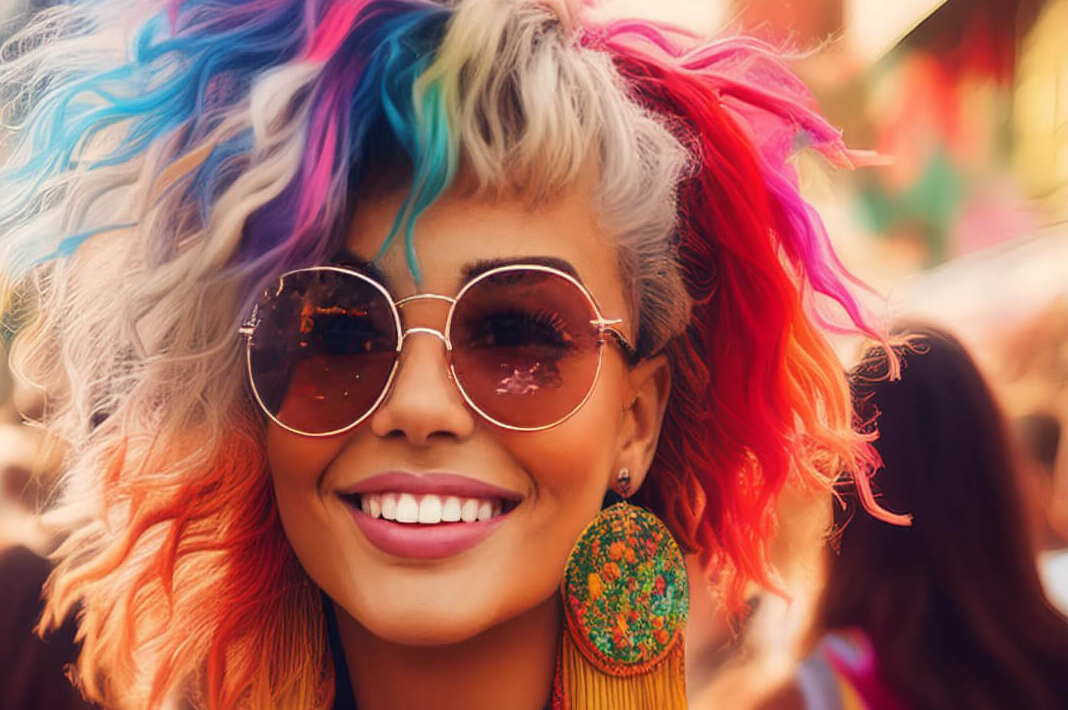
[
  {"left": 0, "top": 1, "right": 899, "bottom": 708},
  {"left": 757, "top": 327, "right": 1068, "bottom": 710}
]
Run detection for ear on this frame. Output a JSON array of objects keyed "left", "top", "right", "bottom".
[{"left": 614, "top": 354, "right": 671, "bottom": 495}]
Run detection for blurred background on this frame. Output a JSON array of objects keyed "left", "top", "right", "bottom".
[
  {"left": 599, "top": 0, "right": 1068, "bottom": 407},
  {"left": 592, "top": 0, "right": 1068, "bottom": 706},
  {"left": 1, "top": 0, "right": 1066, "bottom": 708}
]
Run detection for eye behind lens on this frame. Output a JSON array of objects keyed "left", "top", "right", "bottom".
[
  {"left": 448, "top": 268, "right": 605, "bottom": 429},
  {"left": 246, "top": 268, "right": 400, "bottom": 435},
  {"left": 460, "top": 308, "right": 579, "bottom": 352}
]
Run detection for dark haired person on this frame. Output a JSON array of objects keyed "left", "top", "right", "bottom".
[{"left": 756, "top": 326, "right": 1068, "bottom": 710}]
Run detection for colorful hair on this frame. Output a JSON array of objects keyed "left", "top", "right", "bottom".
[{"left": 0, "top": 1, "right": 899, "bottom": 707}]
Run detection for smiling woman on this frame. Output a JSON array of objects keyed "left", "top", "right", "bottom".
[{"left": 0, "top": 1, "right": 900, "bottom": 709}]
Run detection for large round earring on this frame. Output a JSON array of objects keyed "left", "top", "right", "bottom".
[{"left": 554, "top": 500, "right": 689, "bottom": 710}]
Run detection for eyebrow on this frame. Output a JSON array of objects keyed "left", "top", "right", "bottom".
[
  {"left": 461, "top": 256, "right": 580, "bottom": 283},
  {"left": 327, "top": 250, "right": 581, "bottom": 289},
  {"left": 328, "top": 249, "right": 389, "bottom": 284}
]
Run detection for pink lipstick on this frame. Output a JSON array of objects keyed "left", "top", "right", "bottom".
[{"left": 337, "top": 472, "right": 521, "bottom": 560}]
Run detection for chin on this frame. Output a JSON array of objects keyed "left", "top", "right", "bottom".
[{"left": 346, "top": 595, "right": 507, "bottom": 646}]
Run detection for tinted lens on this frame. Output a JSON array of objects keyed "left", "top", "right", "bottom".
[
  {"left": 449, "top": 269, "right": 602, "bottom": 429},
  {"left": 247, "top": 269, "right": 398, "bottom": 435}
]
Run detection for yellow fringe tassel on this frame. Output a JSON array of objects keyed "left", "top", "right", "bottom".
[{"left": 557, "top": 632, "right": 688, "bottom": 710}]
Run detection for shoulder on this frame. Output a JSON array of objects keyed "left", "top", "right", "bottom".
[{"left": 752, "top": 679, "right": 806, "bottom": 710}]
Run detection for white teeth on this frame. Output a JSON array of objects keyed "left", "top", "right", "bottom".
[
  {"left": 381, "top": 493, "right": 398, "bottom": 521},
  {"left": 354, "top": 492, "right": 510, "bottom": 524},
  {"left": 460, "top": 498, "right": 480, "bottom": 523},
  {"left": 417, "top": 495, "right": 443, "bottom": 524},
  {"left": 442, "top": 496, "right": 462, "bottom": 522},
  {"left": 396, "top": 493, "right": 419, "bottom": 523}
]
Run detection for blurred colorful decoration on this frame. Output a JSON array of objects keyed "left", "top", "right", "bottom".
[
  {"left": 852, "top": 0, "right": 1045, "bottom": 265},
  {"left": 697, "top": 0, "right": 1062, "bottom": 271}
]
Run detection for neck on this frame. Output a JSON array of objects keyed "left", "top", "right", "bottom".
[{"left": 335, "top": 596, "right": 560, "bottom": 710}]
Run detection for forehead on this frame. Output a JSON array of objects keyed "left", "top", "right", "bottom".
[{"left": 344, "top": 183, "right": 628, "bottom": 317}]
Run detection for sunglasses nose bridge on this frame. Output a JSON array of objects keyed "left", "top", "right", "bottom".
[
  {"left": 394, "top": 293, "right": 455, "bottom": 337},
  {"left": 397, "top": 327, "right": 452, "bottom": 352}
]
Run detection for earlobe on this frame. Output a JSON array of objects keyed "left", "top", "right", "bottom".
[{"left": 616, "top": 354, "right": 672, "bottom": 495}]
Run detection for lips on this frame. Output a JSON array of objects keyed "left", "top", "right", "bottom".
[{"left": 337, "top": 472, "right": 522, "bottom": 560}]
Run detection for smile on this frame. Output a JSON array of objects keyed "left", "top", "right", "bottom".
[
  {"left": 336, "top": 472, "right": 522, "bottom": 559},
  {"left": 346, "top": 492, "right": 511, "bottom": 524}
]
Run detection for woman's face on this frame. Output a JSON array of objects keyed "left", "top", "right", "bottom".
[{"left": 266, "top": 180, "right": 669, "bottom": 645}]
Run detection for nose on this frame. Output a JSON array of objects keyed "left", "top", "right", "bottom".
[{"left": 369, "top": 329, "right": 477, "bottom": 446}]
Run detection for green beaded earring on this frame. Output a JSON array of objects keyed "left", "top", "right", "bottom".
[{"left": 553, "top": 469, "right": 689, "bottom": 710}]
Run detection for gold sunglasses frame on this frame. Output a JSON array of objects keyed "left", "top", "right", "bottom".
[{"left": 240, "top": 263, "right": 637, "bottom": 437}]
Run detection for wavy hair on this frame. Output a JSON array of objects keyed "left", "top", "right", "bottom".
[{"left": 0, "top": 0, "right": 899, "bottom": 707}]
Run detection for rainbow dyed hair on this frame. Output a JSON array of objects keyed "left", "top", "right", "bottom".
[{"left": 1, "top": 0, "right": 901, "bottom": 707}]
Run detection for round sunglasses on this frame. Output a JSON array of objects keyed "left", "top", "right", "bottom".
[{"left": 240, "top": 263, "right": 638, "bottom": 436}]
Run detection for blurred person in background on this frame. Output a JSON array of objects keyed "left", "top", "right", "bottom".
[
  {"left": 754, "top": 325, "right": 1068, "bottom": 710},
  {"left": 1014, "top": 412, "right": 1068, "bottom": 613},
  {"left": 0, "top": 348, "right": 89, "bottom": 708},
  {"left": 0, "top": 543, "right": 93, "bottom": 710}
]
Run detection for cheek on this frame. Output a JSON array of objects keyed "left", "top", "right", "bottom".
[
  {"left": 266, "top": 426, "right": 348, "bottom": 487},
  {"left": 265, "top": 426, "right": 349, "bottom": 543},
  {"left": 478, "top": 375, "right": 627, "bottom": 620},
  {"left": 500, "top": 364, "right": 627, "bottom": 504},
  {"left": 511, "top": 428, "right": 610, "bottom": 501}
]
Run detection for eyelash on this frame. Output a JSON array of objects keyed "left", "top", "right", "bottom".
[{"left": 464, "top": 308, "right": 575, "bottom": 349}]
